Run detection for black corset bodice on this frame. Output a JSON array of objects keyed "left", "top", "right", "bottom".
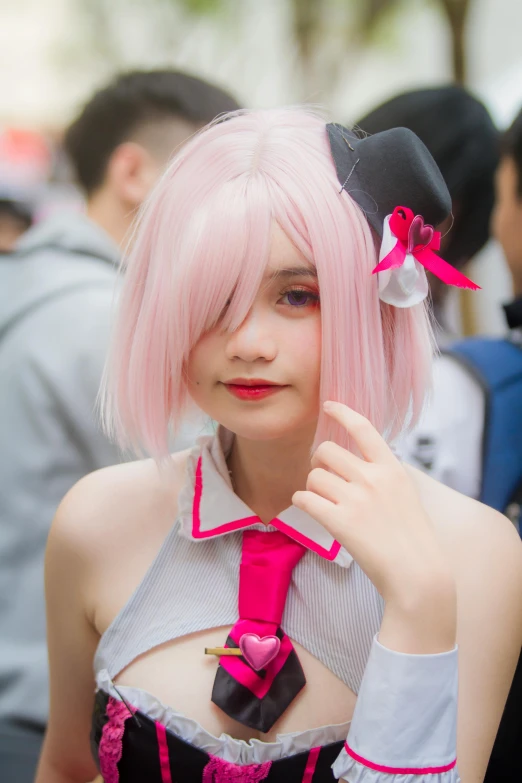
[{"left": 91, "top": 690, "right": 343, "bottom": 782}]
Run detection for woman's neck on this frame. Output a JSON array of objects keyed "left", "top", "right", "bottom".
[{"left": 226, "top": 426, "right": 315, "bottom": 525}]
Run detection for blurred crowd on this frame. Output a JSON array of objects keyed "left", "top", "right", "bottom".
[{"left": 0, "top": 67, "right": 521, "bottom": 782}]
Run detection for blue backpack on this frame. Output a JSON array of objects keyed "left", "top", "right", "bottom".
[
  {"left": 453, "top": 338, "right": 522, "bottom": 782},
  {"left": 446, "top": 336, "right": 522, "bottom": 532}
]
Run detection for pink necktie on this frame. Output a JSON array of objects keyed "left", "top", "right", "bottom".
[{"left": 211, "top": 530, "right": 306, "bottom": 732}]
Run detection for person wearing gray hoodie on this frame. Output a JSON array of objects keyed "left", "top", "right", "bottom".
[{"left": 0, "top": 69, "right": 240, "bottom": 782}]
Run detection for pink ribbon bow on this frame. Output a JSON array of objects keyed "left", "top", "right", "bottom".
[{"left": 372, "top": 206, "right": 480, "bottom": 291}]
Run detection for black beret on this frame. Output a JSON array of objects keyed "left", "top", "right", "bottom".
[
  {"left": 355, "top": 86, "right": 499, "bottom": 266},
  {"left": 326, "top": 123, "right": 452, "bottom": 236}
]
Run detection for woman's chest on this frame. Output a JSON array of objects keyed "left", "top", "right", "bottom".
[
  {"left": 114, "top": 627, "right": 358, "bottom": 742},
  {"left": 93, "top": 531, "right": 383, "bottom": 741}
]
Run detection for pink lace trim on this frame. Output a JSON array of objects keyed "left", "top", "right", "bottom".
[
  {"left": 202, "top": 755, "right": 272, "bottom": 783},
  {"left": 99, "top": 696, "right": 135, "bottom": 783}
]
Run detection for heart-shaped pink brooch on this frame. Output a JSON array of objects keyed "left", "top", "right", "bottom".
[
  {"left": 239, "top": 633, "right": 281, "bottom": 671},
  {"left": 407, "top": 214, "right": 434, "bottom": 254}
]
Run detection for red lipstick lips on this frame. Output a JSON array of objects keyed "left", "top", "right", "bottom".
[{"left": 223, "top": 378, "right": 286, "bottom": 401}]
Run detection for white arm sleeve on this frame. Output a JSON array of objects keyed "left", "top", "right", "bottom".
[{"left": 332, "top": 638, "right": 459, "bottom": 782}]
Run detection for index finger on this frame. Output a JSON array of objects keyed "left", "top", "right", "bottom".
[{"left": 323, "top": 401, "right": 397, "bottom": 465}]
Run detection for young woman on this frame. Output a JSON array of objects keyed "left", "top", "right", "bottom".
[{"left": 36, "top": 109, "right": 522, "bottom": 783}]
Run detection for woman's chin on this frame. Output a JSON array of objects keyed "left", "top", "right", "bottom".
[{"left": 218, "top": 410, "right": 317, "bottom": 443}]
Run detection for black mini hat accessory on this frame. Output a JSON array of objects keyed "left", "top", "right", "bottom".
[{"left": 325, "top": 123, "right": 479, "bottom": 307}]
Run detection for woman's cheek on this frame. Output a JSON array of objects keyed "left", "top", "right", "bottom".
[
  {"left": 297, "top": 315, "right": 321, "bottom": 357},
  {"left": 289, "top": 318, "right": 322, "bottom": 382},
  {"left": 186, "top": 343, "right": 213, "bottom": 396}
]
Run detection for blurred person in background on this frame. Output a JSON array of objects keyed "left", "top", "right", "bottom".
[
  {"left": 357, "top": 86, "right": 504, "bottom": 503},
  {"left": 477, "top": 107, "right": 522, "bottom": 783},
  {"left": 0, "top": 197, "right": 32, "bottom": 251},
  {"left": 0, "top": 126, "right": 51, "bottom": 251},
  {"left": 356, "top": 85, "right": 499, "bottom": 347},
  {"left": 460, "top": 104, "right": 522, "bottom": 783},
  {"left": 0, "top": 68, "right": 240, "bottom": 783},
  {"left": 360, "top": 89, "right": 522, "bottom": 783}
]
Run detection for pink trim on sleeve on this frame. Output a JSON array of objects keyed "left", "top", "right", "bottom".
[{"left": 344, "top": 742, "right": 457, "bottom": 775}]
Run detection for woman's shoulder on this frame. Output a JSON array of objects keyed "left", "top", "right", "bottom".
[
  {"left": 411, "top": 466, "right": 522, "bottom": 600},
  {"left": 50, "top": 449, "right": 192, "bottom": 560}
]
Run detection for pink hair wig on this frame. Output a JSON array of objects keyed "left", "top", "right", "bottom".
[{"left": 102, "top": 107, "right": 433, "bottom": 457}]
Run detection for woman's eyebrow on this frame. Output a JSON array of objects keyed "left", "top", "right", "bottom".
[{"left": 265, "top": 266, "right": 318, "bottom": 281}]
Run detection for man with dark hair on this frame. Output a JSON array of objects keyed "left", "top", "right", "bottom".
[
  {"left": 63, "top": 70, "right": 239, "bottom": 244},
  {"left": 0, "top": 69, "right": 240, "bottom": 783},
  {"left": 357, "top": 84, "right": 499, "bottom": 344},
  {"left": 493, "top": 107, "right": 522, "bottom": 301}
]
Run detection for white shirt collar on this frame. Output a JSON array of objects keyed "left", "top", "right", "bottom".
[{"left": 177, "top": 427, "right": 353, "bottom": 568}]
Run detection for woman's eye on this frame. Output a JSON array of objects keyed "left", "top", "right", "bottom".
[{"left": 281, "top": 289, "right": 319, "bottom": 308}]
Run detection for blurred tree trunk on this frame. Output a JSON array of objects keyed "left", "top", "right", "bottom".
[
  {"left": 358, "top": 0, "right": 473, "bottom": 85},
  {"left": 76, "top": 0, "right": 476, "bottom": 98},
  {"left": 289, "top": 0, "right": 327, "bottom": 98},
  {"left": 438, "top": 0, "right": 472, "bottom": 83},
  {"left": 289, "top": 0, "right": 475, "bottom": 98},
  {"left": 437, "top": 0, "right": 474, "bottom": 332}
]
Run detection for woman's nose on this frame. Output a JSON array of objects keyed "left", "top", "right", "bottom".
[{"left": 224, "top": 310, "right": 277, "bottom": 363}]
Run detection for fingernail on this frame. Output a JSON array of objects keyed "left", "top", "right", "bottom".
[{"left": 323, "top": 401, "right": 333, "bottom": 411}]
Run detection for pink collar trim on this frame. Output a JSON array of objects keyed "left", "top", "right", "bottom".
[{"left": 177, "top": 429, "right": 353, "bottom": 568}]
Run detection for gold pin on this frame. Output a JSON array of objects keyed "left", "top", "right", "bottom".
[
  {"left": 342, "top": 135, "right": 355, "bottom": 152},
  {"left": 205, "top": 646, "right": 243, "bottom": 657}
]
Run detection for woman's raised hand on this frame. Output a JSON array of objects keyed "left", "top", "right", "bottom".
[{"left": 292, "top": 401, "right": 457, "bottom": 653}]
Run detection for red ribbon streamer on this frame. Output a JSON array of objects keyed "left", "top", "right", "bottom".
[{"left": 372, "top": 206, "right": 480, "bottom": 291}]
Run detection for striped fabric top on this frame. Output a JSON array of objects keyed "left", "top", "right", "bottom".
[{"left": 94, "top": 428, "right": 384, "bottom": 694}]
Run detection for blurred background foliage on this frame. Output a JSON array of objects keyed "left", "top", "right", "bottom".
[
  {"left": 73, "top": 0, "right": 473, "bottom": 104},
  {"left": 1, "top": 0, "right": 521, "bottom": 335}
]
